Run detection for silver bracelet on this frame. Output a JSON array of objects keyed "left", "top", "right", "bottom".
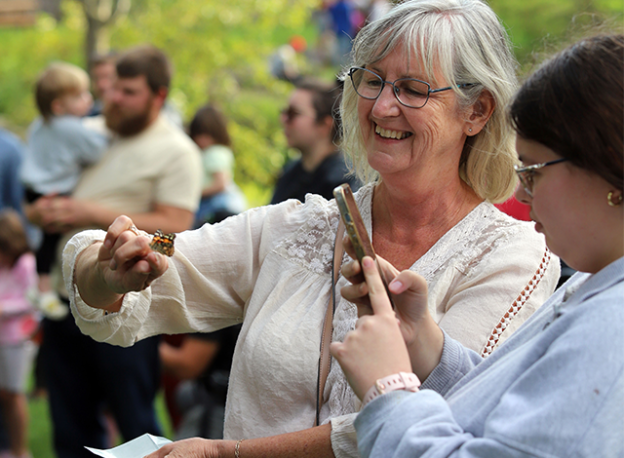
[{"left": 235, "top": 439, "right": 243, "bottom": 458}]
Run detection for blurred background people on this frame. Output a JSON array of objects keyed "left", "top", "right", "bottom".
[
  {"left": 188, "top": 104, "right": 246, "bottom": 228},
  {"left": 327, "top": 0, "right": 355, "bottom": 66},
  {"left": 87, "top": 52, "right": 118, "bottom": 117},
  {"left": 25, "top": 44, "right": 201, "bottom": 458},
  {"left": 0, "top": 129, "right": 35, "bottom": 458},
  {"left": 0, "top": 209, "right": 39, "bottom": 458},
  {"left": 268, "top": 36, "right": 308, "bottom": 83},
  {"left": 160, "top": 325, "right": 242, "bottom": 440},
  {"left": 271, "top": 77, "right": 360, "bottom": 204},
  {"left": 20, "top": 62, "right": 108, "bottom": 320},
  {"left": 0, "top": 129, "right": 26, "bottom": 216}
]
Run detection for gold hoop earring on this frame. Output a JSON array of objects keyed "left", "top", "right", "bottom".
[{"left": 607, "top": 191, "right": 622, "bottom": 207}]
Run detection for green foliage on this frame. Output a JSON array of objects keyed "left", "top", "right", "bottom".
[
  {"left": 490, "top": 0, "right": 623, "bottom": 72},
  {"left": 0, "top": 2, "right": 84, "bottom": 132},
  {"left": 0, "top": 0, "right": 621, "bottom": 206},
  {"left": 105, "top": 0, "right": 320, "bottom": 205}
]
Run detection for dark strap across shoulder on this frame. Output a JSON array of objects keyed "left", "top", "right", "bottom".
[{"left": 315, "top": 220, "right": 345, "bottom": 427}]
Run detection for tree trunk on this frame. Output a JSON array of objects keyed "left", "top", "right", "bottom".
[{"left": 85, "top": 15, "right": 102, "bottom": 69}]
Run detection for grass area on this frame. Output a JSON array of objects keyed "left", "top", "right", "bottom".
[{"left": 27, "top": 384, "right": 174, "bottom": 457}]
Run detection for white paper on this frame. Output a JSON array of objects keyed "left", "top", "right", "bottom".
[{"left": 85, "top": 433, "right": 172, "bottom": 457}]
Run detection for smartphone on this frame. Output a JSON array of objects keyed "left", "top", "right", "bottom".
[
  {"left": 334, "top": 183, "right": 375, "bottom": 262},
  {"left": 333, "top": 184, "right": 395, "bottom": 308}
]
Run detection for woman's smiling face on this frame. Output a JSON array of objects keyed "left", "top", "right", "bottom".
[{"left": 357, "top": 46, "right": 470, "bottom": 181}]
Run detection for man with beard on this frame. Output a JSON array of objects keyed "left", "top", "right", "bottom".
[{"left": 26, "top": 45, "right": 201, "bottom": 458}]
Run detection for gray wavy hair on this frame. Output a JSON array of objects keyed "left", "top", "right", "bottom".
[{"left": 339, "top": 0, "right": 518, "bottom": 202}]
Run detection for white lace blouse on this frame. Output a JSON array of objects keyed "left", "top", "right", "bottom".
[{"left": 63, "top": 183, "right": 559, "bottom": 457}]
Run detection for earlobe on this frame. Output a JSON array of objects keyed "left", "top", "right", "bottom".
[{"left": 466, "top": 90, "right": 496, "bottom": 136}]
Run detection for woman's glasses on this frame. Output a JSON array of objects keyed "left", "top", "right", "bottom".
[
  {"left": 514, "top": 158, "right": 568, "bottom": 196},
  {"left": 348, "top": 67, "right": 474, "bottom": 109}
]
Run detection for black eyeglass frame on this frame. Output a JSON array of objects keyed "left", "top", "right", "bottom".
[
  {"left": 513, "top": 158, "right": 569, "bottom": 196},
  {"left": 348, "top": 67, "right": 475, "bottom": 109}
]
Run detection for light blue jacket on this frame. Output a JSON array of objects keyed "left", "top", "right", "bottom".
[
  {"left": 356, "top": 257, "right": 624, "bottom": 458},
  {"left": 21, "top": 116, "right": 107, "bottom": 195}
]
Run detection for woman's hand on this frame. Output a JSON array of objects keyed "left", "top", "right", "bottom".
[
  {"left": 331, "top": 256, "right": 413, "bottom": 399},
  {"left": 144, "top": 438, "right": 227, "bottom": 458},
  {"left": 99, "top": 216, "right": 169, "bottom": 292},
  {"left": 341, "top": 255, "right": 429, "bottom": 348},
  {"left": 74, "top": 215, "right": 169, "bottom": 310},
  {"left": 339, "top": 255, "right": 445, "bottom": 382},
  {"left": 340, "top": 254, "right": 399, "bottom": 315},
  {"left": 339, "top": 235, "right": 400, "bottom": 313}
]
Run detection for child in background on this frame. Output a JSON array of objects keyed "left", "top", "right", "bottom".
[
  {"left": 20, "top": 62, "right": 108, "bottom": 319},
  {"left": 188, "top": 104, "right": 246, "bottom": 228},
  {"left": 0, "top": 209, "right": 39, "bottom": 458}
]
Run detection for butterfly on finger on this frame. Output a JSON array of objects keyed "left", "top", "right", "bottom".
[{"left": 149, "top": 229, "right": 176, "bottom": 257}]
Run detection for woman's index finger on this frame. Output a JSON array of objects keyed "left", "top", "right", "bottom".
[{"left": 360, "top": 256, "right": 395, "bottom": 316}]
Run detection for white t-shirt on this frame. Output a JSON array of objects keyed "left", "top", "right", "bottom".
[
  {"left": 54, "top": 115, "right": 201, "bottom": 297},
  {"left": 72, "top": 115, "right": 201, "bottom": 213}
]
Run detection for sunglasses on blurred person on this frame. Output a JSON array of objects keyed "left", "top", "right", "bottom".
[{"left": 280, "top": 106, "right": 315, "bottom": 123}]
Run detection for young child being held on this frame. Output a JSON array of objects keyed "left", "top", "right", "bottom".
[
  {"left": 0, "top": 209, "right": 39, "bottom": 458},
  {"left": 20, "top": 62, "right": 108, "bottom": 318}
]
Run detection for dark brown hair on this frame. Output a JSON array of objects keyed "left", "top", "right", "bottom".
[
  {"left": 295, "top": 77, "right": 343, "bottom": 143},
  {"left": 510, "top": 34, "right": 623, "bottom": 191},
  {"left": 188, "top": 104, "right": 231, "bottom": 147},
  {"left": 116, "top": 45, "right": 171, "bottom": 94},
  {"left": 0, "top": 209, "right": 31, "bottom": 268}
]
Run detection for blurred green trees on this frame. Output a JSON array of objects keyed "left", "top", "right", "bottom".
[{"left": 0, "top": 0, "right": 621, "bottom": 205}]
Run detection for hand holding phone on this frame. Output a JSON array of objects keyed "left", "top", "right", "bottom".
[{"left": 333, "top": 184, "right": 395, "bottom": 309}]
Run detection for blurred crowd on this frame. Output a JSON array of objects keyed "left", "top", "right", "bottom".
[
  {"left": 2, "top": 1, "right": 610, "bottom": 457},
  {"left": 0, "top": 35, "right": 359, "bottom": 458}
]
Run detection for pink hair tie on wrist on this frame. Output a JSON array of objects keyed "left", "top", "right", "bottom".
[{"left": 362, "top": 372, "right": 420, "bottom": 408}]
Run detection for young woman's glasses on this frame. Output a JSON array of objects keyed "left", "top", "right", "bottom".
[
  {"left": 514, "top": 158, "right": 568, "bottom": 196},
  {"left": 348, "top": 67, "right": 475, "bottom": 109}
]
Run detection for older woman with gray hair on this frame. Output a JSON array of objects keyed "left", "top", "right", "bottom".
[{"left": 63, "top": 1, "right": 559, "bottom": 457}]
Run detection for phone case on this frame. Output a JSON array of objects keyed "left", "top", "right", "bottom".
[
  {"left": 334, "top": 183, "right": 375, "bottom": 262},
  {"left": 333, "top": 184, "right": 395, "bottom": 308}
]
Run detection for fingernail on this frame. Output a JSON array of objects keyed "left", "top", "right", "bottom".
[
  {"left": 103, "top": 239, "right": 112, "bottom": 249},
  {"left": 362, "top": 257, "right": 374, "bottom": 268},
  {"left": 389, "top": 280, "right": 403, "bottom": 292},
  {"left": 109, "top": 259, "right": 117, "bottom": 271}
]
